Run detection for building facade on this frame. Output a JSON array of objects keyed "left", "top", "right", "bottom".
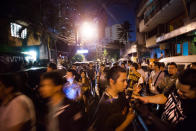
[
  {"left": 136, "top": 0, "right": 196, "bottom": 59},
  {"left": 105, "top": 24, "right": 127, "bottom": 44}
]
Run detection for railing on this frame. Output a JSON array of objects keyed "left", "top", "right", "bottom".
[{"left": 144, "top": 0, "right": 171, "bottom": 24}]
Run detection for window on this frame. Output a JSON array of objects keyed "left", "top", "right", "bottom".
[
  {"left": 10, "top": 23, "right": 27, "bottom": 39},
  {"left": 182, "top": 42, "right": 188, "bottom": 56},
  {"left": 177, "top": 44, "right": 181, "bottom": 54}
]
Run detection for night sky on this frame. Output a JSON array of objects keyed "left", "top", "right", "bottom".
[
  {"left": 80, "top": 0, "right": 139, "bottom": 42},
  {"left": 106, "top": 1, "right": 138, "bottom": 42}
]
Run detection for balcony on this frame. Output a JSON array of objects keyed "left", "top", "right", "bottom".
[
  {"left": 144, "top": 0, "right": 171, "bottom": 24},
  {"left": 139, "top": 0, "right": 184, "bottom": 32},
  {"left": 156, "top": 21, "right": 196, "bottom": 43}
]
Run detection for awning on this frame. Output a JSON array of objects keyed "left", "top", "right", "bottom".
[{"left": 156, "top": 21, "right": 196, "bottom": 43}]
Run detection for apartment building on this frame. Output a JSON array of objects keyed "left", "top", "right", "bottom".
[
  {"left": 105, "top": 24, "right": 127, "bottom": 44},
  {"left": 136, "top": 0, "right": 196, "bottom": 59}
]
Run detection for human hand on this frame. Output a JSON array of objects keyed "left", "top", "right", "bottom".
[
  {"left": 133, "top": 83, "right": 142, "bottom": 94},
  {"left": 132, "top": 96, "right": 149, "bottom": 104},
  {"left": 126, "top": 107, "right": 135, "bottom": 120}
]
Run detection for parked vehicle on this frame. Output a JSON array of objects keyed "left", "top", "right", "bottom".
[{"left": 159, "top": 55, "right": 196, "bottom": 72}]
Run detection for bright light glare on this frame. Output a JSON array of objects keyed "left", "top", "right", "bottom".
[
  {"left": 22, "top": 50, "right": 37, "bottom": 62},
  {"left": 80, "top": 22, "right": 97, "bottom": 40},
  {"left": 77, "top": 49, "right": 88, "bottom": 54}
]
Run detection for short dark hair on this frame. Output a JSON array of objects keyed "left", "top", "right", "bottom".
[
  {"left": 48, "top": 62, "right": 57, "bottom": 70},
  {"left": 168, "top": 62, "right": 177, "bottom": 68},
  {"left": 0, "top": 73, "right": 22, "bottom": 92},
  {"left": 107, "top": 66, "right": 126, "bottom": 85},
  {"left": 67, "top": 69, "right": 77, "bottom": 76},
  {"left": 101, "top": 64, "right": 105, "bottom": 67},
  {"left": 113, "top": 62, "right": 119, "bottom": 67},
  {"left": 131, "top": 63, "right": 138, "bottom": 70},
  {"left": 41, "top": 71, "right": 64, "bottom": 86},
  {"left": 154, "top": 61, "right": 160, "bottom": 68},
  {"left": 178, "top": 69, "right": 196, "bottom": 90},
  {"left": 128, "top": 61, "right": 133, "bottom": 65},
  {"left": 159, "top": 62, "right": 165, "bottom": 68},
  {"left": 192, "top": 62, "right": 196, "bottom": 66},
  {"left": 121, "top": 63, "right": 125, "bottom": 66},
  {"left": 80, "top": 70, "right": 87, "bottom": 76}
]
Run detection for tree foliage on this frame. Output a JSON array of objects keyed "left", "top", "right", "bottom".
[
  {"left": 118, "top": 21, "right": 133, "bottom": 44},
  {"left": 71, "top": 54, "right": 84, "bottom": 63}
]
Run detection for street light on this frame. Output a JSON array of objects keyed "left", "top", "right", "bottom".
[{"left": 80, "top": 21, "right": 98, "bottom": 41}]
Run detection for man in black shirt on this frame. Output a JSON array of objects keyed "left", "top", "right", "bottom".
[{"left": 93, "top": 66, "right": 135, "bottom": 131}]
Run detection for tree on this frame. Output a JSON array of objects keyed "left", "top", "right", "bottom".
[
  {"left": 103, "top": 49, "right": 108, "bottom": 58},
  {"left": 71, "top": 54, "right": 84, "bottom": 63},
  {"left": 118, "top": 21, "right": 133, "bottom": 44}
]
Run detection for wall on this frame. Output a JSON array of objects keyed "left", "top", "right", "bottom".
[{"left": 27, "top": 33, "right": 41, "bottom": 46}]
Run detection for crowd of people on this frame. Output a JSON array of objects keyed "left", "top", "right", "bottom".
[{"left": 0, "top": 60, "right": 196, "bottom": 131}]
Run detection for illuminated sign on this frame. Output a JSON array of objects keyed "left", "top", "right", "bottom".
[{"left": 76, "top": 49, "right": 88, "bottom": 54}]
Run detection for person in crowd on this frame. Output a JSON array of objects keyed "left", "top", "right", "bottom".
[
  {"left": 154, "top": 53, "right": 158, "bottom": 59},
  {"left": 159, "top": 62, "right": 165, "bottom": 72},
  {"left": 78, "top": 70, "right": 91, "bottom": 110},
  {"left": 137, "top": 63, "right": 148, "bottom": 95},
  {"left": 141, "top": 58, "right": 148, "bottom": 67},
  {"left": 121, "top": 62, "right": 126, "bottom": 69},
  {"left": 160, "top": 52, "right": 164, "bottom": 59},
  {"left": 71, "top": 64, "right": 77, "bottom": 71},
  {"left": 39, "top": 71, "right": 84, "bottom": 131},
  {"left": 137, "top": 63, "right": 145, "bottom": 81},
  {"left": 127, "top": 61, "right": 133, "bottom": 68},
  {"left": 135, "top": 68, "right": 196, "bottom": 131},
  {"left": 158, "top": 62, "right": 178, "bottom": 93},
  {"left": 96, "top": 64, "right": 108, "bottom": 97},
  {"left": 63, "top": 69, "right": 82, "bottom": 101},
  {"left": 126, "top": 63, "right": 144, "bottom": 99},
  {"left": 127, "top": 63, "right": 143, "bottom": 90},
  {"left": 79, "top": 70, "right": 90, "bottom": 94},
  {"left": 191, "top": 62, "right": 196, "bottom": 69},
  {"left": 47, "top": 62, "right": 57, "bottom": 72},
  {"left": 92, "top": 66, "right": 135, "bottom": 131},
  {"left": 149, "top": 62, "right": 165, "bottom": 94},
  {"left": 71, "top": 64, "right": 81, "bottom": 82},
  {"left": 87, "top": 63, "right": 96, "bottom": 95},
  {"left": 127, "top": 61, "right": 133, "bottom": 76},
  {"left": 0, "top": 73, "right": 36, "bottom": 131}
]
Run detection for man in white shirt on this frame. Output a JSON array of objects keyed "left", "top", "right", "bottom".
[
  {"left": 0, "top": 73, "right": 36, "bottom": 131},
  {"left": 149, "top": 62, "right": 165, "bottom": 94}
]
